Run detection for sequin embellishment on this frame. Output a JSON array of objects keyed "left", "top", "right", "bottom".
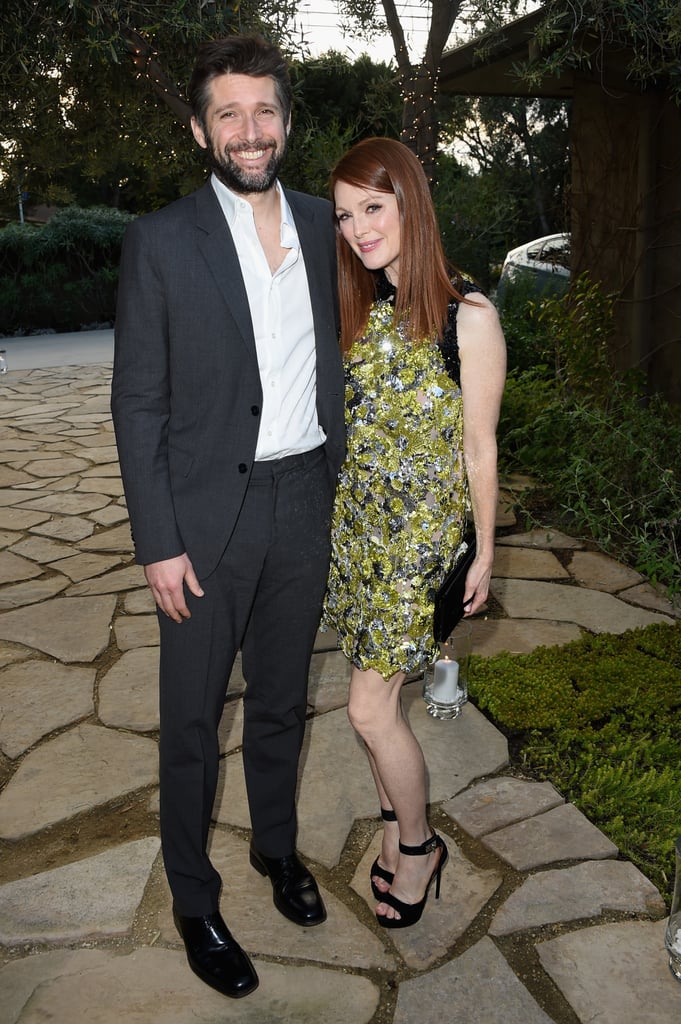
[{"left": 323, "top": 299, "right": 468, "bottom": 679}]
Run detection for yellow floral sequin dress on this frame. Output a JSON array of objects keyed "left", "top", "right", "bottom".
[{"left": 323, "top": 278, "right": 478, "bottom": 679}]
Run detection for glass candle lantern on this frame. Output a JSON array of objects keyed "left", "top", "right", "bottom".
[{"left": 423, "top": 623, "right": 472, "bottom": 720}]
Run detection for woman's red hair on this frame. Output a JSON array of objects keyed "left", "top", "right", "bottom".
[{"left": 330, "top": 137, "right": 465, "bottom": 353}]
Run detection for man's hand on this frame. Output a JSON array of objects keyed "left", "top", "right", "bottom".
[{"left": 144, "top": 553, "right": 204, "bottom": 623}]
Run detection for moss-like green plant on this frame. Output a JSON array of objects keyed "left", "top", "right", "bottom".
[{"left": 470, "top": 621, "right": 681, "bottom": 901}]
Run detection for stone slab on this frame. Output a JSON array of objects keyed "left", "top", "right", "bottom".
[
  {"left": 89, "top": 503, "right": 130, "bottom": 526},
  {"left": 490, "top": 860, "right": 665, "bottom": 935},
  {"left": 80, "top": 465, "right": 122, "bottom": 478},
  {"left": 0, "top": 465, "right": 32, "bottom": 486},
  {"left": 29, "top": 514, "right": 95, "bottom": 541},
  {"left": 0, "top": 551, "right": 44, "bottom": 584},
  {"left": 0, "top": 837, "right": 160, "bottom": 943},
  {"left": 490, "top": 578, "right": 673, "bottom": 633},
  {"left": 568, "top": 549, "right": 645, "bottom": 592},
  {"left": 619, "top": 582, "right": 680, "bottom": 618},
  {"left": 394, "top": 936, "right": 554, "bottom": 1024},
  {"left": 307, "top": 649, "right": 351, "bottom": 712},
  {"left": 0, "top": 594, "right": 116, "bottom": 661},
  {"left": 0, "top": 644, "right": 32, "bottom": 670},
  {"left": 79, "top": 523, "right": 136, "bottom": 552},
  {"left": 0, "top": 659, "right": 95, "bottom": 758},
  {"left": 497, "top": 529, "right": 585, "bottom": 549},
  {"left": 17, "top": 491, "right": 111, "bottom": 515},
  {"left": 467, "top": 616, "right": 582, "bottom": 655},
  {"left": 443, "top": 777, "right": 564, "bottom": 837},
  {"left": 7, "top": 948, "right": 380, "bottom": 1024},
  {"left": 482, "top": 803, "right": 618, "bottom": 870},
  {"left": 98, "top": 647, "right": 159, "bottom": 731},
  {"left": 0, "top": 949, "right": 113, "bottom": 1024},
  {"left": 66, "top": 564, "right": 146, "bottom": 595},
  {"left": 353, "top": 830, "right": 502, "bottom": 971},
  {"left": 0, "top": 528, "right": 23, "bottom": 547},
  {"left": 493, "top": 546, "right": 570, "bottom": 579},
  {"left": 50, "top": 551, "right": 125, "bottom": 582},
  {"left": 113, "top": 614, "right": 159, "bottom": 650},
  {"left": 73, "top": 444, "right": 119, "bottom": 464},
  {"left": 0, "top": 574, "right": 70, "bottom": 610},
  {"left": 536, "top": 921, "right": 681, "bottom": 1023},
  {"left": 0, "top": 488, "right": 51, "bottom": 507},
  {"left": 19, "top": 456, "right": 90, "bottom": 477},
  {"left": 77, "top": 476, "right": 125, "bottom": 496},
  {"left": 0, "top": 724, "right": 158, "bottom": 839},
  {"left": 156, "top": 830, "right": 394, "bottom": 971},
  {"left": 122, "top": 588, "right": 157, "bottom": 614}
]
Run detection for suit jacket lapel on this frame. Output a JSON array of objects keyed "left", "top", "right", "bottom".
[
  {"left": 194, "top": 181, "right": 256, "bottom": 355},
  {"left": 193, "top": 181, "right": 336, "bottom": 363},
  {"left": 286, "top": 190, "right": 334, "bottom": 348}
]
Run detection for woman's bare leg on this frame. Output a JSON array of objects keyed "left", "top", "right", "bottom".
[{"left": 347, "top": 666, "right": 443, "bottom": 921}]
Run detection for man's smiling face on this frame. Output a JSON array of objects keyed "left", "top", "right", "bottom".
[{"left": 191, "top": 73, "right": 290, "bottom": 195}]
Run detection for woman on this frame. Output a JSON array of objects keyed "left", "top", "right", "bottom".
[{"left": 323, "top": 138, "right": 506, "bottom": 929}]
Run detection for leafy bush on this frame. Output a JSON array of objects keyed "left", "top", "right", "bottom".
[
  {"left": 0, "top": 205, "right": 133, "bottom": 334},
  {"left": 498, "top": 277, "right": 681, "bottom": 597},
  {"left": 470, "top": 622, "right": 681, "bottom": 900}
]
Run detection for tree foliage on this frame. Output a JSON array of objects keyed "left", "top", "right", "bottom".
[
  {"left": 287, "top": 52, "right": 402, "bottom": 196},
  {"left": 1, "top": 0, "right": 403, "bottom": 217},
  {"left": 439, "top": 94, "right": 570, "bottom": 255},
  {"left": 0, "top": 0, "right": 298, "bottom": 215},
  {"left": 337, "top": 1, "right": 528, "bottom": 184},
  {"left": 519, "top": 0, "right": 681, "bottom": 103}
]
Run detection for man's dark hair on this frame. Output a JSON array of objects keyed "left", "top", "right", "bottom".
[{"left": 188, "top": 35, "right": 293, "bottom": 133}]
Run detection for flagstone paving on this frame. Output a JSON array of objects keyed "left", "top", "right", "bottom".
[{"left": 0, "top": 361, "right": 679, "bottom": 1024}]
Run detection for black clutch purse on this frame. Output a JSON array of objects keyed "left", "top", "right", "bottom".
[{"left": 433, "top": 535, "right": 476, "bottom": 642}]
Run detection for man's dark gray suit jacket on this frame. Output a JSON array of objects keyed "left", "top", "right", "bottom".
[{"left": 111, "top": 180, "right": 345, "bottom": 580}]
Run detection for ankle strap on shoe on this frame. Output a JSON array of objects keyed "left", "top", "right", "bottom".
[
  {"left": 398, "top": 832, "right": 439, "bottom": 856},
  {"left": 380, "top": 807, "right": 398, "bottom": 822}
]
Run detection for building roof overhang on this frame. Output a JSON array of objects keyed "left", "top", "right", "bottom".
[{"left": 439, "top": 7, "right": 643, "bottom": 100}]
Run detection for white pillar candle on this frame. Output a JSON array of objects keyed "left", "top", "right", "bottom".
[{"left": 432, "top": 658, "right": 460, "bottom": 703}]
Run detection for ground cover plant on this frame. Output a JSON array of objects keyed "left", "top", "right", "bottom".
[{"left": 469, "top": 621, "right": 681, "bottom": 904}]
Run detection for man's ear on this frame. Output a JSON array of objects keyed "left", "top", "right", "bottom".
[{"left": 191, "top": 116, "right": 208, "bottom": 150}]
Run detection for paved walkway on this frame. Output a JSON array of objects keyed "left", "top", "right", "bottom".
[{"left": 0, "top": 361, "right": 679, "bottom": 1024}]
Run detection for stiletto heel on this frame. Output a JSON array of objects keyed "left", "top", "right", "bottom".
[
  {"left": 370, "top": 808, "right": 397, "bottom": 899},
  {"left": 376, "top": 830, "right": 448, "bottom": 929}
]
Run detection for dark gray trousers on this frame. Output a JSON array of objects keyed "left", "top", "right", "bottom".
[{"left": 157, "top": 447, "right": 333, "bottom": 916}]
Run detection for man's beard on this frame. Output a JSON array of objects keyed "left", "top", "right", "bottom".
[{"left": 206, "top": 136, "right": 287, "bottom": 194}]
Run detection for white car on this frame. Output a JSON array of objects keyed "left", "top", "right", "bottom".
[{"left": 496, "top": 232, "right": 570, "bottom": 303}]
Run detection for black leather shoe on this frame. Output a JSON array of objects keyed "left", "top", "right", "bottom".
[
  {"left": 249, "top": 844, "right": 327, "bottom": 926},
  {"left": 173, "top": 909, "right": 258, "bottom": 998}
]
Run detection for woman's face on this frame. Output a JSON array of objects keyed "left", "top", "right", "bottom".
[{"left": 334, "top": 181, "right": 401, "bottom": 286}]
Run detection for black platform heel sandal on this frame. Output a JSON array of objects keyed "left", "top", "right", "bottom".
[
  {"left": 376, "top": 830, "right": 448, "bottom": 929},
  {"left": 370, "top": 808, "right": 397, "bottom": 899}
]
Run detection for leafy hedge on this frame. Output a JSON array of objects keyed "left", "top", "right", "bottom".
[
  {"left": 0, "top": 206, "right": 133, "bottom": 334},
  {"left": 470, "top": 622, "right": 681, "bottom": 902}
]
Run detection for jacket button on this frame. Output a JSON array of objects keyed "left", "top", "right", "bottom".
[
  {"left": 238, "top": 463, "right": 248, "bottom": 474},
  {"left": 251, "top": 405, "right": 259, "bottom": 415}
]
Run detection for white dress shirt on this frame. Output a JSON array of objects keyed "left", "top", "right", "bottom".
[{"left": 211, "top": 174, "right": 325, "bottom": 460}]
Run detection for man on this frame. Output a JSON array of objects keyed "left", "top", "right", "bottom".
[{"left": 111, "top": 35, "right": 344, "bottom": 999}]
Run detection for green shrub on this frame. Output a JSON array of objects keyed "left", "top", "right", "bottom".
[
  {"left": 498, "top": 277, "right": 681, "bottom": 597},
  {"left": 0, "top": 206, "right": 133, "bottom": 334},
  {"left": 470, "top": 622, "right": 681, "bottom": 900}
]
